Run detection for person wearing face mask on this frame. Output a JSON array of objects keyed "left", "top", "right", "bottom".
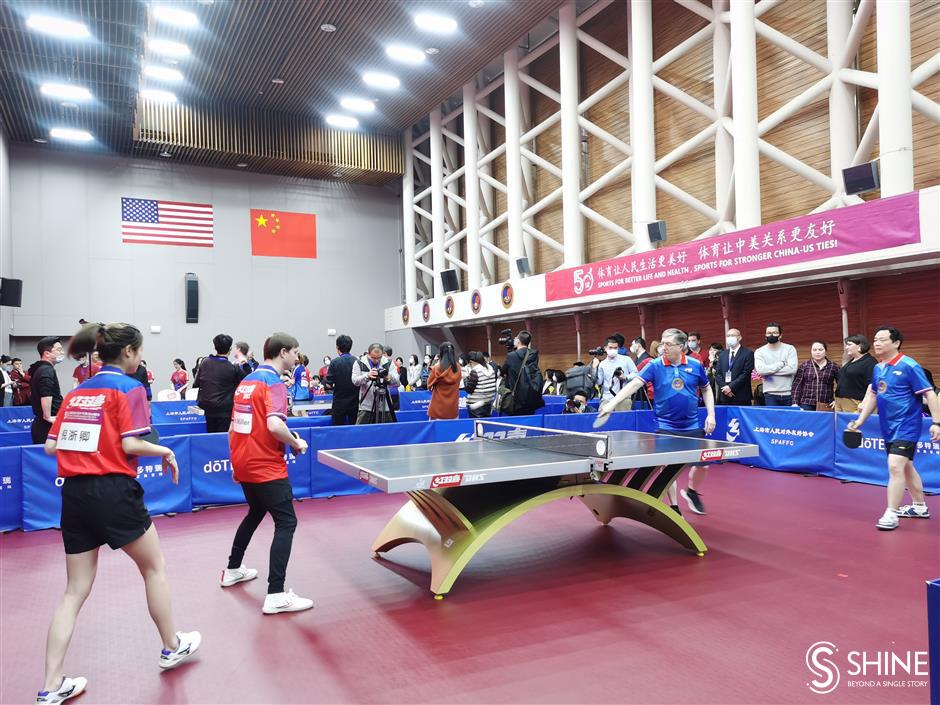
[
  {"left": 420, "top": 354, "right": 432, "bottom": 389},
  {"left": 597, "top": 336, "right": 638, "bottom": 411},
  {"left": 754, "top": 323, "right": 799, "bottom": 406},
  {"left": 714, "top": 329, "right": 755, "bottom": 405},
  {"left": 686, "top": 331, "right": 709, "bottom": 366},
  {"left": 318, "top": 356, "right": 331, "bottom": 381},
  {"left": 791, "top": 341, "right": 840, "bottom": 411},
  {"left": 630, "top": 337, "right": 650, "bottom": 365},
  {"left": 29, "top": 337, "right": 66, "bottom": 444}
]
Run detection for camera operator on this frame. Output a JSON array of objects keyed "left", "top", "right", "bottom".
[
  {"left": 500, "top": 330, "right": 545, "bottom": 416},
  {"left": 563, "top": 389, "right": 591, "bottom": 414},
  {"left": 596, "top": 336, "right": 638, "bottom": 411},
  {"left": 352, "top": 343, "right": 399, "bottom": 424}
]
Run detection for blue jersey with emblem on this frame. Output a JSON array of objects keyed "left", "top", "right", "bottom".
[
  {"left": 871, "top": 353, "right": 931, "bottom": 442},
  {"left": 639, "top": 355, "right": 709, "bottom": 432}
]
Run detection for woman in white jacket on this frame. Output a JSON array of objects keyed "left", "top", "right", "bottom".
[{"left": 406, "top": 354, "right": 423, "bottom": 391}]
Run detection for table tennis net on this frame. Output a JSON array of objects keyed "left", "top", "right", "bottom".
[{"left": 472, "top": 421, "right": 610, "bottom": 459}]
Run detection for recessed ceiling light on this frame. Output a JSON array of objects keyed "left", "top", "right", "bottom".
[
  {"left": 159, "top": 150, "right": 172, "bottom": 158},
  {"left": 325, "top": 114, "right": 359, "bottom": 130},
  {"left": 140, "top": 88, "right": 177, "bottom": 102},
  {"left": 320, "top": 23, "right": 336, "bottom": 32},
  {"left": 50, "top": 127, "right": 94, "bottom": 142},
  {"left": 425, "top": 47, "right": 439, "bottom": 55},
  {"left": 469, "top": 0, "right": 485, "bottom": 7},
  {"left": 362, "top": 72, "right": 400, "bottom": 90},
  {"left": 414, "top": 13, "right": 458, "bottom": 34},
  {"left": 60, "top": 101, "right": 79, "bottom": 110},
  {"left": 40, "top": 82, "right": 93, "bottom": 101},
  {"left": 33, "top": 137, "right": 48, "bottom": 144},
  {"left": 236, "top": 162, "right": 248, "bottom": 168},
  {"left": 148, "top": 38, "right": 191, "bottom": 58},
  {"left": 340, "top": 97, "right": 375, "bottom": 113},
  {"left": 386, "top": 45, "right": 425, "bottom": 64},
  {"left": 143, "top": 64, "right": 183, "bottom": 82},
  {"left": 271, "top": 77, "right": 284, "bottom": 85},
  {"left": 152, "top": 6, "right": 199, "bottom": 28},
  {"left": 26, "top": 14, "right": 90, "bottom": 39}
]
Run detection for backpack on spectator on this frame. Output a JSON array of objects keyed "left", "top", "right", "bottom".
[
  {"left": 496, "top": 348, "right": 530, "bottom": 414},
  {"left": 564, "top": 365, "right": 596, "bottom": 400}
]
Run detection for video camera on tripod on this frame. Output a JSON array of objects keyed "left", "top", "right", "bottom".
[{"left": 497, "top": 328, "right": 515, "bottom": 353}]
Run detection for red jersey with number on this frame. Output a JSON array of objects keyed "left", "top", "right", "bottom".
[
  {"left": 49, "top": 367, "right": 152, "bottom": 478},
  {"left": 229, "top": 365, "right": 290, "bottom": 483}
]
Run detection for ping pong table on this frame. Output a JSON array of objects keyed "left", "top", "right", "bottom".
[{"left": 318, "top": 420, "right": 759, "bottom": 598}]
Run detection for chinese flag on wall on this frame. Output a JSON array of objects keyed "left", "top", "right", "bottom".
[{"left": 250, "top": 209, "right": 317, "bottom": 259}]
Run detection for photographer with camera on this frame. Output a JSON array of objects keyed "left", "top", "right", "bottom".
[
  {"left": 498, "top": 330, "right": 545, "bottom": 416},
  {"left": 352, "top": 343, "right": 399, "bottom": 424},
  {"left": 597, "top": 336, "right": 638, "bottom": 412}
]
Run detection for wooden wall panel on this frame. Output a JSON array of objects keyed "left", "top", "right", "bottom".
[{"left": 651, "top": 297, "right": 726, "bottom": 349}]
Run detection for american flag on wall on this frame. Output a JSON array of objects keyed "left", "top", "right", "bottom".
[{"left": 121, "top": 197, "right": 214, "bottom": 248}]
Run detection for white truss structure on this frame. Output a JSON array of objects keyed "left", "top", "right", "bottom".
[{"left": 401, "top": 0, "right": 937, "bottom": 304}]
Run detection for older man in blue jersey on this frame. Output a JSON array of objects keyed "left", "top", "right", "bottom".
[
  {"left": 599, "top": 328, "right": 717, "bottom": 515},
  {"left": 848, "top": 326, "right": 940, "bottom": 531}
]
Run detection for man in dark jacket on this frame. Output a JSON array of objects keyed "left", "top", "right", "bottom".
[
  {"left": 715, "top": 328, "right": 755, "bottom": 405},
  {"left": 501, "top": 330, "right": 545, "bottom": 416},
  {"left": 29, "top": 336, "right": 65, "bottom": 444},
  {"left": 195, "top": 333, "right": 247, "bottom": 432},
  {"left": 326, "top": 334, "right": 357, "bottom": 426}
]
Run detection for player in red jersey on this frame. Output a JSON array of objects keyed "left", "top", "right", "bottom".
[
  {"left": 221, "top": 332, "right": 313, "bottom": 615},
  {"left": 37, "top": 323, "right": 200, "bottom": 705}
]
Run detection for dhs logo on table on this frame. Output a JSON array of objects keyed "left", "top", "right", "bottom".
[{"left": 429, "top": 472, "right": 486, "bottom": 489}]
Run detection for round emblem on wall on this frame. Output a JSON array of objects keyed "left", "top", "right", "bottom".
[
  {"left": 501, "top": 282, "right": 514, "bottom": 309},
  {"left": 401, "top": 305, "right": 410, "bottom": 325},
  {"left": 422, "top": 301, "right": 431, "bottom": 322},
  {"left": 445, "top": 296, "right": 455, "bottom": 319},
  {"left": 470, "top": 289, "right": 482, "bottom": 314}
]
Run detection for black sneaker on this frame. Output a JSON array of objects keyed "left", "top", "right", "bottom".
[
  {"left": 670, "top": 504, "right": 682, "bottom": 516},
  {"left": 681, "top": 488, "right": 706, "bottom": 515}
]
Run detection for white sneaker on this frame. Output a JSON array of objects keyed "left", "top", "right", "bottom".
[
  {"left": 262, "top": 589, "right": 314, "bottom": 615},
  {"left": 876, "top": 509, "right": 899, "bottom": 531},
  {"left": 159, "top": 630, "right": 202, "bottom": 669},
  {"left": 897, "top": 503, "right": 930, "bottom": 519},
  {"left": 220, "top": 565, "right": 258, "bottom": 587},
  {"left": 36, "top": 676, "right": 87, "bottom": 704}
]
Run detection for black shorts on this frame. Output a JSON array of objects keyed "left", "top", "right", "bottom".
[
  {"left": 886, "top": 439, "right": 917, "bottom": 460},
  {"left": 61, "top": 474, "right": 152, "bottom": 554},
  {"left": 662, "top": 428, "right": 706, "bottom": 439}
]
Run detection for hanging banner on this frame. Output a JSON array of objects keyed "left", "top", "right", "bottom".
[
  {"left": 723, "top": 407, "right": 834, "bottom": 473},
  {"left": 545, "top": 192, "right": 921, "bottom": 301},
  {"left": 832, "top": 413, "right": 939, "bottom": 492},
  {"left": 0, "top": 447, "right": 23, "bottom": 531},
  {"left": 0, "top": 407, "right": 35, "bottom": 433},
  {"left": 21, "top": 436, "right": 192, "bottom": 532}
]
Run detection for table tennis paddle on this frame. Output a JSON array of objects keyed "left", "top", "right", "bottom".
[
  {"left": 593, "top": 411, "right": 611, "bottom": 429},
  {"left": 843, "top": 428, "right": 862, "bottom": 449}
]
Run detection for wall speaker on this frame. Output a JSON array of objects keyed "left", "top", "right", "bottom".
[
  {"left": 185, "top": 273, "right": 199, "bottom": 323},
  {"left": 515, "top": 257, "right": 532, "bottom": 276},
  {"left": 0, "top": 278, "right": 23, "bottom": 307},
  {"left": 842, "top": 161, "right": 880, "bottom": 195},
  {"left": 647, "top": 220, "right": 667, "bottom": 243},
  {"left": 440, "top": 269, "right": 459, "bottom": 293}
]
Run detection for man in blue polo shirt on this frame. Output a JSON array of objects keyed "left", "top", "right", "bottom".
[
  {"left": 599, "top": 328, "right": 717, "bottom": 515},
  {"left": 848, "top": 326, "right": 940, "bottom": 531}
]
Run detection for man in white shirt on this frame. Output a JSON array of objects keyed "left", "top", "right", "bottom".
[
  {"left": 596, "top": 336, "right": 638, "bottom": 411},
  {"left": 754, "top": 322, "right": 799, "bottom": 406}
]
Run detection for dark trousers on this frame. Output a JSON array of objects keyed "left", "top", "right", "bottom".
[
  {"left": 331, "top": 405, "right": 357, "bottom": 426},
  {"left": 31, "top": 417, "right": 52, "bottom": 445},
  {"left": 468, "top": 403, "right": 493, "bottom": 418},
  {"left": 227, "top": 478, "right": 297, "bottom": 594},
  {"left": 764, "top": 393, "right": 792, "bottom": 407},
  {"left": 205, "top": 415, "right": 230, "bottom": 433}
]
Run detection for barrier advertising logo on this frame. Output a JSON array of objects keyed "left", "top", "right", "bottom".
[
  {"left": 804, "top": 641, "right": 928, "bottom": 695},
  {"left": 726, "top": 417, "right": 741, "bottom": 442}
]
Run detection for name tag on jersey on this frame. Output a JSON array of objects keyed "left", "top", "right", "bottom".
[
  {"left": 57, "top": 422, "right": 102, "bottom": 453},
  {"left": 232, "top": 403, "right": 253, "bottom": 434}
]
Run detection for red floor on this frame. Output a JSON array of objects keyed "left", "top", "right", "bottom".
[{"left": 1, "top": 465, "right": 937, "bottom": 705}]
